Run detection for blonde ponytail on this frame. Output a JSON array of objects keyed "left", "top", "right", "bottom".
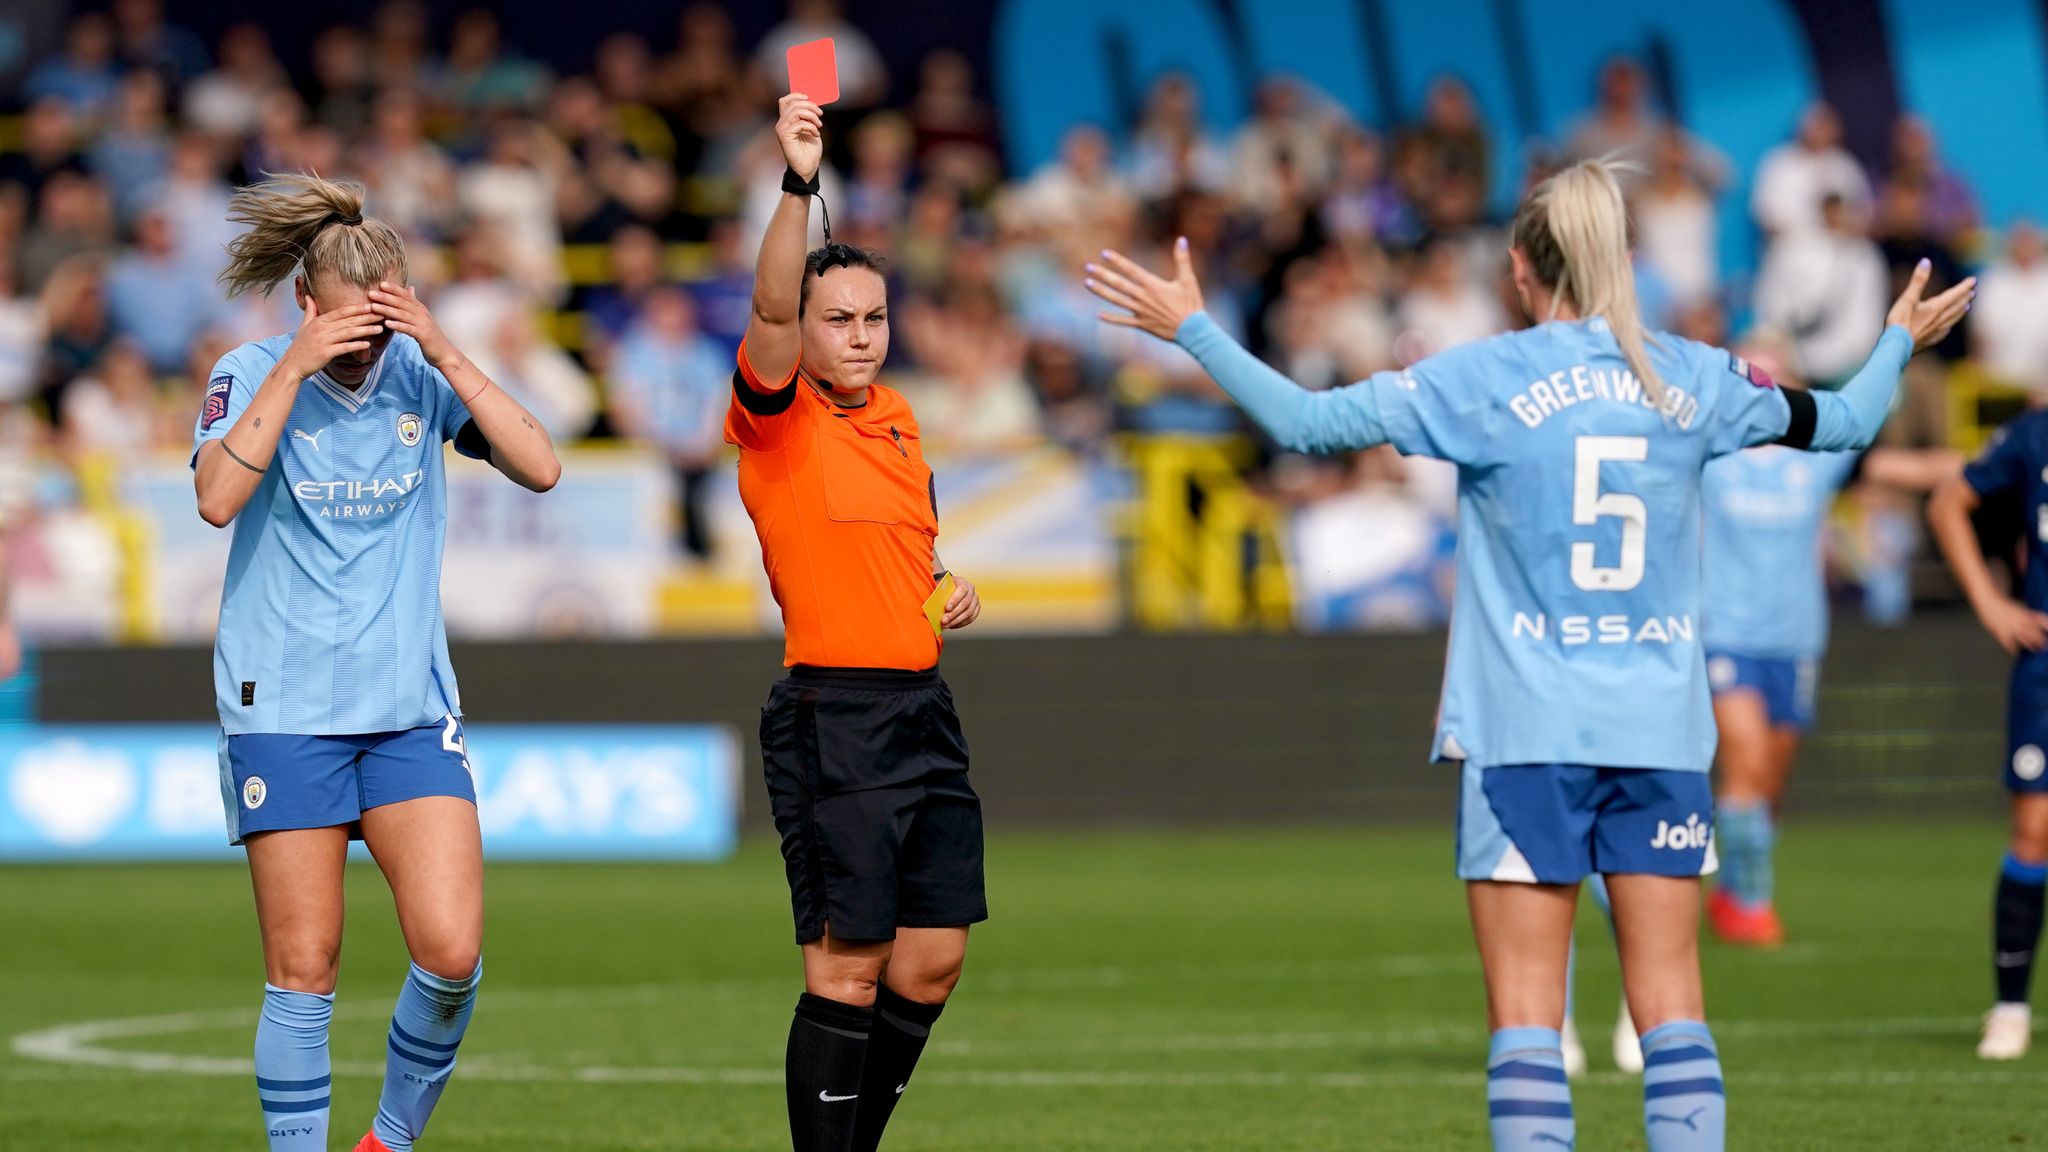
[
  {"left": 218, "top": 173, "right": 409, "bottom": 299},
  {"left": 1511, "top": 159, "right": 1667, "bottom": 407}
]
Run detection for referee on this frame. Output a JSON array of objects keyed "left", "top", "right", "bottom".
[{"left": 729, "top": 93, "right": 986, "bottom": 1152}]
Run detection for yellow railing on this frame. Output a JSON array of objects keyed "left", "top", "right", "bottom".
[
  {"left": 1118, "top": 434, "right": 1292, "bottom": 631},
  {"left": 73, "top": 451, "right": 156, "bottom": 642},
  {"left": 1945, "top": 361, "right": 2034, "bottom": 454}
]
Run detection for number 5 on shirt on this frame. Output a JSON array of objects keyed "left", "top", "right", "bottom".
[
  {"left": 1571, "top": 435, "right": 1649, "bottom": 591},
  {"left": 786, "top": 38, "right": 839, "bottom": 105}
]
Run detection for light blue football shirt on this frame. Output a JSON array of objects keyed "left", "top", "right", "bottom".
[
  {"left": 1177, "top": 311, "right": 1911, "bottom": 774},
  {"left": 193, "top": 332, "right": 476, "bottom": 735},
  {"left": 1368, "top": 319, "right": 1791, "bottom": 772},
  {"left": 1699, "top": 446, "right": 1860, "bottom": 661}
]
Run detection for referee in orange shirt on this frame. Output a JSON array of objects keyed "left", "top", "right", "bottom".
[{"left": 730, "top": 93, "right": 986, "bottom": 1152}]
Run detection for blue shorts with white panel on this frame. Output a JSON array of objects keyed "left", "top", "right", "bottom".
[
  {"left": 218, "top": 716, "right": 476, "bottom": 844},
  {"left": 1456, "top": 762, "right": 1717, "bottom": 884}
]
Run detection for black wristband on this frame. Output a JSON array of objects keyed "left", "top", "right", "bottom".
[{"left": 782, "top": 166, "right": 820, "bottom": 198}]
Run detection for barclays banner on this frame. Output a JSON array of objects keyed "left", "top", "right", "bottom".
[{"left": 0, "top": 724, "right": 739, "bottom": 862}]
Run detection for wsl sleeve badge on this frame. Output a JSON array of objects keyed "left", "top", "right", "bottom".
[
  {"left": 202, "top": 375, "right": 232, "bottom": 430},
  {"left": 1729, "top": 353, "right": 1777, "bottom": 390}
]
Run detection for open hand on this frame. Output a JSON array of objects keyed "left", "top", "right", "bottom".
[
  {"left": 1086, "top": 237, "right": 1207, "bottom": 342},
  {"left": 942, "top": 574, "right": 981, "bottom": 630},
  {"left": 1886, "top": 257, "right": 1976, "bottom": 353},
  {"left": 281, "top": 297, "right": 386, "bottom": 383},
  {"left": 368, "top": 281, "right": 455, "bottom": 368},
  {"left": 776, "top": 93, "right": 824, "bottom": 182}
]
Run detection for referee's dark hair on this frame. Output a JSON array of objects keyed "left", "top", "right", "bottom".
[{"left": 799, "top": 243, "right": 888, "bottom": 317}]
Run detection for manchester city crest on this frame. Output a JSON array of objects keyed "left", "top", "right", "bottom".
[
  {"left": 243, "top": 776, "right": 267, "bottom": 809},
  {"left": 397, "top": 412, "right": 423, "bottom": 446}
]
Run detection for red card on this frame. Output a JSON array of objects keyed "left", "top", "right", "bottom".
[{"left": 786, "top": 37, "right": 839, "bottom": 106}]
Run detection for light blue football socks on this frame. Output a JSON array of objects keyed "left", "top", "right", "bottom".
[
  {"left": 1487, "top": 1026, "right": 1574, "bottom": 1150},
  {"left": 255, "top": 984, "right": 334, "bottom": 1151},
  {"left": 1641, "top": 1020, "right": 1726, "bottom": 1152},
  {"left": 372, "top": 960, "right": 482, "bottom": 1151}
]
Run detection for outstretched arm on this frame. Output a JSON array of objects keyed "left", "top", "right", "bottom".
[
  {"left": 1087, "top": 240, "right": 1391, "bottom": 455},
  {"left": 1800, "top": 260, "right": 1974, "bottom": 453}
]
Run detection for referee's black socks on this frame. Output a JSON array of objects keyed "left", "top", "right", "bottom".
[
  {"left": 787, "top": 993, "right": 872, "bottom": 1152},
  {"left": 851, "top": 986, "right": 946, "bottom": 1152}
]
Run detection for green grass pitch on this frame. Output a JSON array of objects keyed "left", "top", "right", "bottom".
[{"left": 3, "top": 824, "right": 2043, "bottom": 1149}]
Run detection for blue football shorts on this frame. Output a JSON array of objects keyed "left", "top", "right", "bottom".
[
  {"left": 1456, "top": 762, "right": 1718, "bottom": 884},
  {"left": 1705, "top": 651, "right": 1818, "bottom": 731},
  {"left": 218, "top": 716, "right": 476, "bottom": 844}
]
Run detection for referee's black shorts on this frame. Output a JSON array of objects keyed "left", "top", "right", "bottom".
[{"left": 760, "top": 665, "right": 988, "bottom": 944}]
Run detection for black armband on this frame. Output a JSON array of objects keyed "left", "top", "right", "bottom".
[
  {"left": 732, "top": 367, "right": 798, "bottom": 416},
  {"left": 453, "top": 418, "right": 494, "bottom": 463},
  {"left": 782, "top": 166, "right": 820, "bottom": 198},
  {"left": 1773, "top": 388, "right": 1818, "bottom": 451}
]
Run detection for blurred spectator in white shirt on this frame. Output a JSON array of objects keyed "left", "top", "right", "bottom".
[
  {"left": 1973, "top": 222, "right": 2048, "bottom": 391},
  {"left": 1566, "top": 57, "right": 1663, "bottom": 167},
  {"left": 183, "top": 22, "right": 285, "bottom": 139},
  {"left": 354, "top": 88, "right": 456, "bottom": 243},
  {"left": 1019, "top": 125, "right": 1136, "bottom": 243},
  {"left": 1754, "top": 193, "right": 1888, "bottom": 382},
  {"left": 1126, "top": 73, "right": 1228, "bottom": 202},
  {"left": 753, "top": 0, "right": 889, "bottom": 110},
  {"left": 1228, "top": 77, "right": 1334, "bottom": 216},
  {"left": 1633, "top": 128, "right": 1719, "bottom": 310},
  {"left": 60, "top": 340, "right": 162, "bottom": 458},
  {"left": 458, "top": 118, "right": 564, "bottom": 301},
  {"left": 1396, "top": 236, "right": 1506, "bottom": 359},
  {"left": 1751, "top": 103, "right": 1872, "bottom": 238}
]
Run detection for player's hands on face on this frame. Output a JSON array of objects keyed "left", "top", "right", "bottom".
[
  {"left": 368, "top": 281, "right": 454, "bottom": 367},
  {"left": 1086, "top": 237, "right": 1208, "bottom": 343},
  {"left": 1977, "top": 594, "right": 2048, "bottom": 655},
  {"left": 777, "top": 94, "right": 824, "bottom": 182},
  {"left": 1887, "top": 257, "right": 1977, "bottom": 353},
  {"left": 283, "top": 295, "right": 387, "bottom": 383},
  {"left": 942, "top": 574, "right": 981, "bottom": 630}
]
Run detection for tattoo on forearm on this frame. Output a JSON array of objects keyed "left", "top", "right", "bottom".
[
  {"left": 522, "top": 416, "right": 535, "bottom": 430},
  {"left": 252, "top": 418, "right": 262, "bottom": 428}
]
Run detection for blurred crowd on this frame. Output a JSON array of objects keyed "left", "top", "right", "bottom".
[{"left": 0, "top": 0, "right": 2040, "bottom": 618}]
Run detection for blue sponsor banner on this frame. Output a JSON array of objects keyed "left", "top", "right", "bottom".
[{"left": 0, "top": 724, "right": 739, "bottom": 862}]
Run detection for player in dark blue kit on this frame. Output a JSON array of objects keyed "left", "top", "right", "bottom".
[
  {"left": 195, "top": 174, "right": 560, "bottom": 1150},
  {"left": 1930, "top": 411, "right": 2048, "bottom": 1060}
]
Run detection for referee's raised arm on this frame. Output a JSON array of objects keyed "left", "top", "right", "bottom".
[{"left": 743, "top": 93, "right": 825, "bottom": 387}]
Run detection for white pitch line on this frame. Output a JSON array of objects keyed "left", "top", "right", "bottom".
[{"left": 15, "top": 1000, "right": 2048, "bottom": 1092}]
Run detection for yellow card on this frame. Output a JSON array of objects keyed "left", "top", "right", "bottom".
[{"left": 922, "top": 573, "right": 956, "bottom": 635}]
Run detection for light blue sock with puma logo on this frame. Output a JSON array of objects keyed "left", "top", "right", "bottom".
[
  {"left": 1642, "top": 1020, "right": 1725, "bottom": 1152},
  {"left": 1487, "top": 1026, "right": 1574, "bottom": 1150}
]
